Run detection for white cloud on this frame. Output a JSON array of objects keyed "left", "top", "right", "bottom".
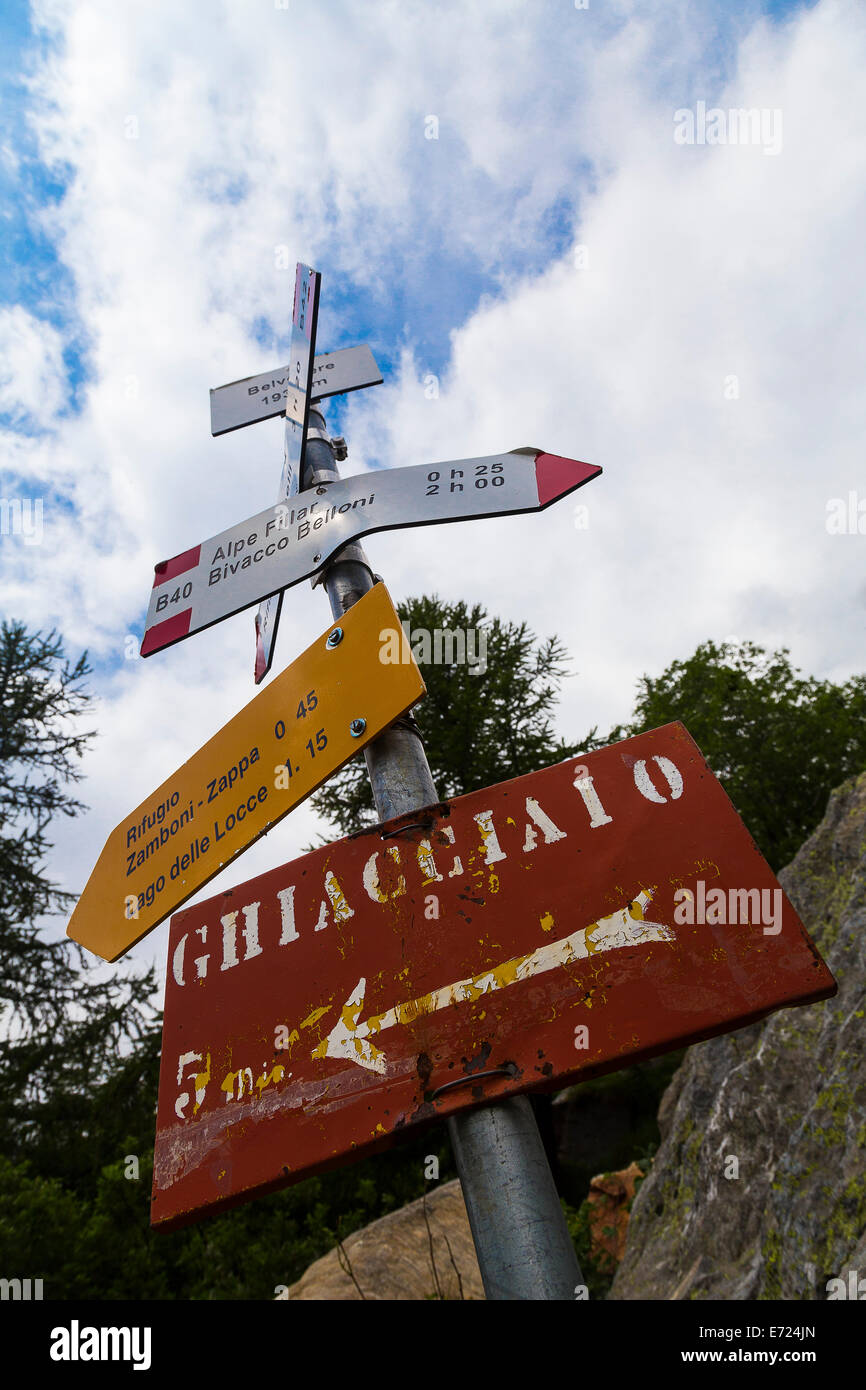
[
  {"left": 0, "top": 305, "right": 66, "bottom": 425},
  {"left": 4, "top": 0, "right": 864, "bottom": 979}
]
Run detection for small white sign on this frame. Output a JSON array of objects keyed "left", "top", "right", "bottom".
[
  {"left": 141, "top": 450, "right": 601, "bottom": 659},
  {"left": 210, "top": 344, "right": 383, "bottom": 436}
]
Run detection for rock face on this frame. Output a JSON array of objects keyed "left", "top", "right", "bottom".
[
  {"left": 587, "top": 1162, "right": 644, "bottom": 1273},
  {"left": 277, "top": 1179, "right": 484, "bottom": 1300},
  {"left": 610, "top": 771, "right": 866, "bottom": 1301}
]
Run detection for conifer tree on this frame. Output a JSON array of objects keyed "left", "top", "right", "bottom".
[
  {"left": 0, "top": 621, "right": 159, "bottom": 1189},
  {"left": 612, "top": 639, "right": 866, "bottom": 870},
  {"left": 312, "top": 594, "right": 603, "bottom": 837}
]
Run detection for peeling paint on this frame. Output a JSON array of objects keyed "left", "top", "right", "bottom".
[
  {"left": 153, "top": 723, "right": 836, "bottom": 1230},
  {"left": 314, "top": 890, "right": 674, "bottom": 1074},
  {"left": 300, "top": 1004, "right": 331, "bottom": 1030}
]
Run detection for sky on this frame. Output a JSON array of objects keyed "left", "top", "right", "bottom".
[{"left": 1, "top": 0, "right": 864, "bottom": 993}]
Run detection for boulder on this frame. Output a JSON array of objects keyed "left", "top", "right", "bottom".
[
  {"left": 610, "top": 771, "right": 866, "bottom": 1300},
  {"left": 277, "top": 1178, "right": 484, "bottom": 1300}
]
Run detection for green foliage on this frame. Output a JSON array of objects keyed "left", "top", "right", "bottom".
[
  {"left": 611, "top": 639, "right": 866, "bottom": 871},
  {"left": 0, "top": 1156, "right": 85, "bottom": 1292},
  {"left": 164, "top": 1127, "right": 456, "bottom": 1300},
  {"left": 0, "top": 1125, "right": 456, "bottom": 1300},
  {"left": 5, "top": 612, "right": 864, "bottom": 1300},
  {"left": 0, "top": 622, "right": 159, "bottom": 1190},
  {"left": 561, "top": 1196, "right": 616, "bottom": 1301},
  {"left": 0, "top": 621, "right": 93, "bottom": 926},
  {"left": 0, "top": 619, "right": 462, "bottom": 1300},
  {"left": 562, "top": 1153, "right": 655, "bottom": 1301},
  {"left": 311, "top": 594, "right": 603, "bottom": 837}
]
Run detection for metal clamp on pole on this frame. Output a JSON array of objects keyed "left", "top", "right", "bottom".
[
  {"left": 310, "top": 545, "right": 378, "bottom": 593},
  {"left": 429, "top": 1065, "right": 517, "bottom": 1099},
  {"left": 301, "top": 405, "right": 584, "bottom": 1302}
]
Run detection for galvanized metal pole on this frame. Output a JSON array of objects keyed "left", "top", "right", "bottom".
[{"left": 301, "top": 405, "right": 583, "bottom": 1300}]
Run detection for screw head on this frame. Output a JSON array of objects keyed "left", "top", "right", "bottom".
[
  {"left": 312, "top": 552, "right": 322, "bottom": 564},
  {"left": 350, "top": 718, "right": 366, "bottom": 738},
  {"left": 326, "top": 627, "right": 343, "bottom": 649}
]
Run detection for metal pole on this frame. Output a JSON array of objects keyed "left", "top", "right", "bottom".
[
  {"left": 447, "top": 1096, "right": 583, "bottom": 1300},
  {"left": 302, "top": 405, "right": 583, "bottom": 1301}
]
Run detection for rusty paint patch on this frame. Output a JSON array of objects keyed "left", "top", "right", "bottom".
[{"left": 463, "top": 1041, "right": 492, "bottom": 1075}]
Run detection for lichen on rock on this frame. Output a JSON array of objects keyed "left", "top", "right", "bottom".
[{"left": 609, "top": 771, "right": 866, "bottom": 1301}]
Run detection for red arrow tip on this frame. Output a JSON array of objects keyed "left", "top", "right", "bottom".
[{"left": 534, "top": 453, "right": 602, "bottom": 508}]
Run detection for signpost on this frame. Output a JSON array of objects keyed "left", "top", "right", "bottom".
[
  {"left": 211, "top": 262, "right": 384, "bottom": 681},
  {"left": 67, "top": 250, "right": 837, "bottom": 1298},
  {"left": 140, "top": 449, "right": 602, "bottom": 658},
  {"left": 151, "top": 721, "right": 836, "bottom": 1229},
  {"left": 254, "top": 263, "right": 320, "bottom": 685},
  {"left": 253, "top": 419, "right": 301, "bottom": 684},
  {"left": 67, "top": 584, "right": 424, "bottom": 962},
  {"left": 210, "top": 343, "right": 383, "bottom": 436}
]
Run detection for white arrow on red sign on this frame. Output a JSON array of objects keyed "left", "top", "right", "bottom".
[
  {"left": 317, "top": 890, "right": 672, "bottom": 1074},
  {"left": 151, "top": 721, "right": 836, "bottom": 1228},
  {"left": 140, "top": 450, "right": 601, "bottom": 658}
]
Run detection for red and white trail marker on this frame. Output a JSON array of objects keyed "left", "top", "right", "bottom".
[{"left": 140, "top": 448, "right": 601, "bottom": 659}]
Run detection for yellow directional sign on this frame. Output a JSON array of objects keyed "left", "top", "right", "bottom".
[{"left": 67, "top": 584, "right": 424, "bottom": 962}]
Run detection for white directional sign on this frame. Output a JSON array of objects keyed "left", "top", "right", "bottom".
[
  {"left": 210, "top": 344, "right": 383, "bottom": 437},
  {"left": 253, "top": 263, "right": 319, "bottom": 685},
  {"left": 140, "top": 450, "right": 601, "bottom": 658}
]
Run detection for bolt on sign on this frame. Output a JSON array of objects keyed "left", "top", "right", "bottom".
[
  {"left": 67, "top": 584, "right": 424, "bottom": 963},
  {"left": 140, "top": 449, "right": 602, "bottom": 658},
  {"left": 151, "top": 721, "right": 835, "bottom": 1229}
]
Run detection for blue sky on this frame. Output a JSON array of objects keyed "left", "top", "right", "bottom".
[
  {"left": 1, "top": 0, "right": 863, "bottom": 978},
  {"left": 0, "top": 5, "right": 81, "bottom": 387},
  {"left": 1, "top": 0, "right": 816, "bottom": 435}
]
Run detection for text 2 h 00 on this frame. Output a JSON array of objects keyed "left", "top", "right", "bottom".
[{"left": 425, "top": 460, "right": 506, "bottom": 496}]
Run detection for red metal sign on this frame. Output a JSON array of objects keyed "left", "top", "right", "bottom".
[{"left": 152, "top": 722, "right": 835, "bottom": 1229}]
